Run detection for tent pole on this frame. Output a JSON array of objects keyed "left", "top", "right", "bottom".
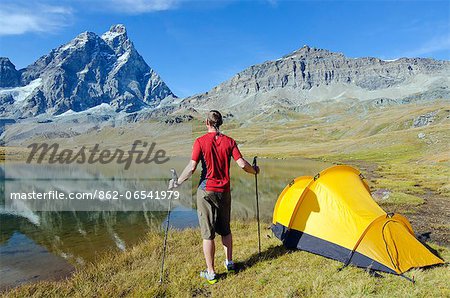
[{"left": 399, "top": 273, "right": 415, "bottom": 284}]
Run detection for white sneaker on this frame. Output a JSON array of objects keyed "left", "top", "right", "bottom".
[{"left": 200, "top": 270, "right": 217, "bottom": 284}]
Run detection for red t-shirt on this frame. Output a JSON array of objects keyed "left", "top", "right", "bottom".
[{"left": 191, "top": 132, "right": 243, "bottom": 192}]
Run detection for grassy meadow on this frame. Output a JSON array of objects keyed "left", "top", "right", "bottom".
[
  {"left": 4, "top": 222, "right": 449, "bottom": 297},
  {"left": 1, "top": 99, "right": 449, "bottom": 296}
]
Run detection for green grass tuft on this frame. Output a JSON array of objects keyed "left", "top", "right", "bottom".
[{"left": 3, "top": 221, "right": 449, "bottom": 298}]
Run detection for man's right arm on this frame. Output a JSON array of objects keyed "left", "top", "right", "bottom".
[
  {"left": 178, "top": 160, "right": 198, "bottom": 184},
  {"left": 236, "top": 157, "right": 259, "bottom": 174},
  {"left": 169, "top": 138, "right": 200, "bottom": 190}
]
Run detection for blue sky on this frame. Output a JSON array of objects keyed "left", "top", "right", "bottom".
[{"left": 0, "top": 0, "right": 448, "bottom": 97}]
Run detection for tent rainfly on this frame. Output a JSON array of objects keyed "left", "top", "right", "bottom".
[{"left": 272, "top": 165, "right": 444, "bottom": 279}]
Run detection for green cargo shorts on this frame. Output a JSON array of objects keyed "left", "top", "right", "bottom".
[{"left": 196, "top": 188, "right": 231, "bottom": 240}]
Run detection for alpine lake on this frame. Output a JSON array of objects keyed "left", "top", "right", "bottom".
[{"left": 0, "top": 158, "right": 330, "bottom": 290}]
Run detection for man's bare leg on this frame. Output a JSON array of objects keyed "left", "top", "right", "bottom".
[
  {"left": 221, "top": 233, "right": 232, "bottom": 262},
  {"left": 203, "top": 239, "right": 215, "bottom": 274}
]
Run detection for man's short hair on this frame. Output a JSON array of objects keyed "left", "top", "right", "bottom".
[{"left": 208, "top": 110, "right": 223, "bottom": 129}]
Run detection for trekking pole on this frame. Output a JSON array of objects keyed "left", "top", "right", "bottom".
[
  {"left": 159, "top": 168, "right": 178, "bottom": 284},
  {"left": 252, "top": 156, "right": 261, "bottom": 255}
]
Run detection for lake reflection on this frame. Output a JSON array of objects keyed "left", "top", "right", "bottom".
[{"left": 0, "top": 158, "right": 329, "bottom": 290}]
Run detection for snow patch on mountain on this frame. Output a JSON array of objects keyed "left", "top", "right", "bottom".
[
  {"left": 113, "top": 51, "right": 130, "bottom": 72},
  {"left": 101, "top": 30, "right": 122, "bottom": 42},
  {"left": 60, "top": 32, "right": 91, "bottom": 52},
  {"left": 55, "top": 103, "right": 117, "bottom": 117},
  {"left": 0, "top": 78, "right": 42, "bottom": 104}
]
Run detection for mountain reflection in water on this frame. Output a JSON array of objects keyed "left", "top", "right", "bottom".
[{"left": 0, "top": 158, "right": 329, "bottom": 290}]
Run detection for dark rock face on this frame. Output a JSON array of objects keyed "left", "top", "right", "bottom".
[
  {"left": 413, "top": 111, "right": 437, "bottom": 128},
  {"left": 1, "top": 24, "right": 175, "bottom": 117},
  {"left": 164, "top": 115, "right": 194, "bottom": 124},
  {"left": 0, "top": 58, "right": 20, "bottom": 87}
]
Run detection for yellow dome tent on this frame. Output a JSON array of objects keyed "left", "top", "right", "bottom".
[{"left": 272, "top": 165, "right": 444, "bottom": 278}]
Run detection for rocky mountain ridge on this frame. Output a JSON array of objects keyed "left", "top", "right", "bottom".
[{"left": 181, "top": 45, "right": 450, "bottom": 114}]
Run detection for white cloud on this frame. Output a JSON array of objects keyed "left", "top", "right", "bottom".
[
  {"left": 0, "top": 1, "right": 73, "bottom": 36},
  {"left": 107, "top": 0, "right": 179, "bottom": 13},
  {"left": 403, "top": 34, "right": 450, "bottom": 58}
]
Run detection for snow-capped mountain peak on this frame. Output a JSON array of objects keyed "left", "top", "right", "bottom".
[
  {"left": 0, "top": 24, "right": 175, "bottom": 118},
  {"left": 101, "top": 24, "right": 132, "bottom": 56},
  {"left": 102, "top": 24, "right": 127, "bottom": 41},
  {"left": 59, "top": 31, "right": 97, "bottom": 52}
]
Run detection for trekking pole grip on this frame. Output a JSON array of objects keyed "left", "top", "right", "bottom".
[{"left": 170, "top": 168, "right": 178, "bottom": 181}]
